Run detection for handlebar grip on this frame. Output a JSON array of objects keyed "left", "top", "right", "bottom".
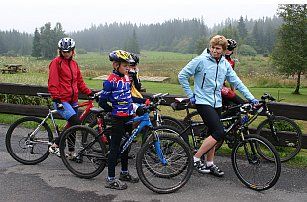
[{"left": 152, "top": 93, "right": 162, "bottom": 98}]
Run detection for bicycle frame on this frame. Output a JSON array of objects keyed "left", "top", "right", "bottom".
[
  {"left": 82, "top": 107, "right": 168, "bottom": 165},
  {"left": 27, "top": 108, "right": 58, "bottom": 146},
  {"left": 121, "top": 111, "right": 167, "bottom": 165},
  {"left": 28, "top": 94, "right": 96, "bottom": 146},
  {"left": 181, "top": 102, "right": 256, "bottom": 151}
]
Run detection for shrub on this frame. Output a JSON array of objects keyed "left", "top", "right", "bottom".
[
  {"left": 238, "top": 45, "right": 257, "bottom": 56},
  {"left": 5, "top": 50, "right": 18, "bottom": 57},
  {"left": 77, "top": 49, "right": 87, "bottom": 54}
]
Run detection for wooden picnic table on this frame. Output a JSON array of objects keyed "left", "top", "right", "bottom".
[{"left": 1, "top": 64, "right": 27, "bottom": 74}]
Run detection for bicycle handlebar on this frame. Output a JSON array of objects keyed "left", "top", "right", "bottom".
[
  {"left": 88, "top": 91, "right": 102, "bottom": 100},
  {"left": 261, "top": 93, "right": 276, "bottom": 102}
]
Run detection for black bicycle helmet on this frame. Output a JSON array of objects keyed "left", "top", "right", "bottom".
[
  {"left": 130, "top": 53, "right": 139, "bottom": 66},
  {"left": 227, "top": 39, "right": 237, "bottom": 51},
  {"left": 109, "top": 50, "right": 134, "bottom": 63},
  {"left": 58, "top": 37, "right": 75, "bottom": 52}
]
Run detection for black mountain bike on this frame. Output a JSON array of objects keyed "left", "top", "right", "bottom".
[
  {"left": 180, "top": 93, "right": 302, "bottom": 162},
  {"left": 171, "top": 98, "right": 281, "bottom": 191}
]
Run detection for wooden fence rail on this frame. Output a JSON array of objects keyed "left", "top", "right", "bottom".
[{"left": 0, "top": 83, "right": 306, "bottom": 148}]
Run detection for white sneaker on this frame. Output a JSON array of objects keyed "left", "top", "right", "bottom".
[
  {"left": 66, "top": 152, "right": 77, "bottom": 161},
  {"left": 49, "top": 147, "right": 60, "bottom": 157}
]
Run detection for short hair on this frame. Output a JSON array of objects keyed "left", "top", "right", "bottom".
[{"left": 209, "top": 35, "right": 228, "bottom": 51}]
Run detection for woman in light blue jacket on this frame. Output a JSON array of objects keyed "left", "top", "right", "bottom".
[{"left": 178, "top": 35, "right": 258, "bottom": 177}]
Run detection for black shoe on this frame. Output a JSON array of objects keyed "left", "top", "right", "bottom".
[
  {"left": 119, "top": 172, "right": 139, "bottom": 183},
  {"left": 193, "top": 160, "right": 210, "bottom": 174},
  {"left": 206, "top": 164, "right": 224, "bottom": 177},
  {"left": 105, "top": 178, "right": 127, "bottom": 190}
]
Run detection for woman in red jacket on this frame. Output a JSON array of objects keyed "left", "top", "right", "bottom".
[
  {"left": 48, "top": 37, "right": 93, "bottom": 158},
  {"left": 222, "top": 38, "right": 245, "bottom": 105}
]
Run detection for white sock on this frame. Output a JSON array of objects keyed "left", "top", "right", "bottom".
[
  {"left": 193, "top": 156, "right": 200, "bottom": 162},
  {"left": 207, "top": 161, "right": 213, "bottom": 167}
]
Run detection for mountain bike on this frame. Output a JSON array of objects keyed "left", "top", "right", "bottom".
[
  {"left": 171, "top": 98, "right": 281, "bottom": 191},
  {"left": 180, "top": 93, "right": 302, "bottom": 162},
  {"left": 5, "top": 92, "right": 100, "bottom": 165},
  {"left": 59, "top": 101, "right": 193, "bottom": 194}
]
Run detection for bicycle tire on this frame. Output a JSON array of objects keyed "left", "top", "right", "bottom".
[
  {"left": 182, "top": 110, "right": 224, "bottom": 151},
  {"left": 5, "top": 116, "right": 53, "bottom": 165},
  {"left": 231, "top": 134, "right": 281, "bottom": 191},
  {"left": 159, "top": 115, "right": 185, "bottom": 131},
  {"left": 136, "top": 128, "right": 193, "bottom": 194},
  {"left": 256, "top": 116, "right": 302, "bottom": 162},
  {"left": 59, "top": 125, "right": 107, "bottom": 179}
]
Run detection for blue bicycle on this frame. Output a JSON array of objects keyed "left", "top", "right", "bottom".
[{"left": 59, "top": 102, "right": 193, "bottom": 194}]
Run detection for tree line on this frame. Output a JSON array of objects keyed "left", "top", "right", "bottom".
[
  {"left": 0, "top": 30, "right": 32, "bottom": 56},
  {"left": 0, "top": 16, "right": 282, "bottom": 58}
]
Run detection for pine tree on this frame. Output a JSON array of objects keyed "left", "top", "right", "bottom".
[
  {"left": 125, "top": 29, "right": 140, "bottom": 54},
  {"left": 237, "top": 16, "right": 248, "bottom": 42},
  {"left": 31, "top": 28, "right": 41, "bottom": 58},
  {"left": 40, "top": 22, "right": 66, "bottom": 59}
]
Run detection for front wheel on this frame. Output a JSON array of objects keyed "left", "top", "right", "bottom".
[
  {"left": 256, "top": 116, "right": 302, "bottom": 162},
  {"left": 59, "top": 125, "right": 107, "bottom": 179},
  {"left": 5, "top": 116, "right": 53, "bottom": 165},
  {"left": 231, "top": 134, "right": 281, "bottom": 191},
  {"left": 136, "top": 128, "right": 193, "bottom": 194}
]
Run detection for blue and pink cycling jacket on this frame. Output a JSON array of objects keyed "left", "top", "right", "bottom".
[{"left": 99, "top": 70, "right": 144, "bottom": 117}]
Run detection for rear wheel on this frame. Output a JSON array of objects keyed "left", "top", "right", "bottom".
[
  {"left": 256, "top": 116, "right": 302, "bottom": 162},
  {"left": 159, "top": 115, "right": 185, "bottom": 131},
  {"left": 59, "top": 125, "right": 107, "bottom": 179},
  {"left": 5, "top": 116, "right": 52, "bottom": 165}
]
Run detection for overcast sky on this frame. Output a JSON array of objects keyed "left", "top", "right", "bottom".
[{"left": 1, "top": 0, "right": 306, "bottom": 33}]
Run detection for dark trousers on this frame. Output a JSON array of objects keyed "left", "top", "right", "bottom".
[
  {"left": 108, "top": 116, "right": 132, "bottom": 178},
  {"left": 196, "top": 104, "right": 224, "bottom": 141}
]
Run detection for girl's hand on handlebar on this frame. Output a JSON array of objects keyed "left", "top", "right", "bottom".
[{"left": 145, "top": 98, "right": 151, "bottom": 106}]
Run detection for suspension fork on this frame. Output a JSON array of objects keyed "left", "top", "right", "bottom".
[
  {"left": 268, "top": 117, "right": 279, "bottom": 142},
  {"left": 152, "top": 131, "right": 168, "bottom": 165},
  {"left": 242, "top": 137, "right": 258, "bottom": 163},
  {"left": 262, "top": 104, "right": 279, "bottom": 142}
]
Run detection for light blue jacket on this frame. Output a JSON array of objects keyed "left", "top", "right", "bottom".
[{"left": 178, "top": 49, "right": 254, "bottom": 108}]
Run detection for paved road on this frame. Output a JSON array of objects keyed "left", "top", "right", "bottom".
[{"left": 0, "top": 124, "right": 306, "bottom": 202}]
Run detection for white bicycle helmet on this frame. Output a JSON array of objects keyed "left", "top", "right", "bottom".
[{"left": 58, "top": 38, "right": 76, "bottom": 52}]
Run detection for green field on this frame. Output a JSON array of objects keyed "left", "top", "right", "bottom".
[
  {"left": 1, "top": 51, "right": 306, "bottom": 88},
  {"left": 0, "top": 50, "right": 306, "bottom": 129}
]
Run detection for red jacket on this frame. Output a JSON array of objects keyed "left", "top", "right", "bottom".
[
  {"left": 48, "top": 56, "right": 91, "bottom": 103},
  {"left": 226, "top": 57, "right": 235, "bottom": 69}
]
